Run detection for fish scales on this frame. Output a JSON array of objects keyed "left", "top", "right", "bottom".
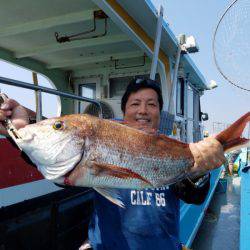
[
  {"left": 15, "top": 113, "right": 250, "bottom": 192},
  {"left": 65, "top": 116, "right": 194, "bottom": 189}
]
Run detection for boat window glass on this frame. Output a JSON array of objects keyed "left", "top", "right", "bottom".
[
  {"left": 110, "top": 77, "right": 130, "bottom": 98},
  {"left": 78, "top": 83, "right": 96, "bottom": 113},
  {"left": 109, "top": 74, "right": 161, "bottom": 98},
  {"left": 0, "top": 60, "right": 60, "bottom": 118},
  {"left": 176, "top": 78, "right": 185, "bottom": 116}
]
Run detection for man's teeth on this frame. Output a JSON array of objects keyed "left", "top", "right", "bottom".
[{"left": 137, "top": 119, "right": 150, "bottom": 122}]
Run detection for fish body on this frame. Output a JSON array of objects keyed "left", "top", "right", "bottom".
[
  {"left": 17, "top": 114, "right": 194, "bottom": 189},
  {"left": 14, "top": 112, "right": 250, "bottom": 206},
  {"left": 65, "top": 116, "right": 194, "bottom": 190}
]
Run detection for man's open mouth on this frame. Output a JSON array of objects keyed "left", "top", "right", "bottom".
[{"left": 136, "top": 118, "right": 151, "bottom": 122}]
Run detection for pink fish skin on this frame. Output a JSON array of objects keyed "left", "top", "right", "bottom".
[{"left": 14, "top": 112, "right": 249, "bottom": 190}]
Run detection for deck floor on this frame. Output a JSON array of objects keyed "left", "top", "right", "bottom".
[{"left": 192, "top": 176, "right": 240, "bottom": 250}]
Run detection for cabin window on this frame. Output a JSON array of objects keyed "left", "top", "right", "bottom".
[
  {"left": 109, "top": 74, "right": 161, "bottom": 98},
  {"left": 109, "top": 77, "right": 130, "bottom": 98},
  {"left": 78, "top": 83, "right": 96, "bottom": 113},
  {"left": 79, "top": 83, "right": 96, "bottom": 99},
  {"left": 0, "top": 60, "right": 60, "bottom": 118},
  {"left": 176, "top": 78, "right": 185, "bottom": 116}
]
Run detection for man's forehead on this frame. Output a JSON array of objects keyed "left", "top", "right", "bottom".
[{"left": 128, "top": 88, "right": 158, "bottom": 101}]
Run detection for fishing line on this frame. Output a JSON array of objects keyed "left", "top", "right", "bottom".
[{"left": 213, "top": 0, "right": 250, "bottom": 92}]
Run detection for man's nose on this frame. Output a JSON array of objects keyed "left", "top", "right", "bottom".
[{"left": 138, "top": 104, "right": 147, "bottom": 114}]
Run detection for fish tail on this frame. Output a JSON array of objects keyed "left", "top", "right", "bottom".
[{"left": 215, "top": 112, "right": 250, "bottom": 152}]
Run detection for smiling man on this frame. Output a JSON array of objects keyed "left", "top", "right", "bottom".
[
  {"left": 87, "top": 78, "right": 225, "bottom": 250},
  {"left": 122, "top": 83, "right": 161, "bottom": 129}
]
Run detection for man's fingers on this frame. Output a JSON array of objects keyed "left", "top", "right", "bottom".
[
  {"left": 197, "top": 140, "right": 219, "bottom": 168},
  {"left": 203, "top": 137, "right": 226, "bottom": 167},
  {"left": 0, "top": 98, "right": 28, "bottom": 131},
  {"left": 2, "top": 99, "right": 20, "bottom": 109},
  {"left": 190, "top": 136, "right": 226, "bottom": 172},
  {"left": 12, "top": 106, "right": 29, "bottom": 129},
  {"left": 0, "top": 110, "right": 12, "bottom": 122},
  {"left": 189, "top": 143, "right": 210, "bottom": 171},
  {"left": 0, "top": 108, "right": 7, "bottom": 134},
  {"left": 1, "top": 98, "right": 19, "bottom": 110}
]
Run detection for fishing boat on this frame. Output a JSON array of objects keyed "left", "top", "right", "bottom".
[{"left": 0, "top": 0, "right": 245, "bottom": 249}]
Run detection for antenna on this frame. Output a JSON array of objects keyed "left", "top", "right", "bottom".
[{"left": 150, "top": 5, "right": 164, "bottom": 80}]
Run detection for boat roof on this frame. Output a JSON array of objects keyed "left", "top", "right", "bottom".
[{"left": 0, "top": 0, "right": 207, "bottom": 90}]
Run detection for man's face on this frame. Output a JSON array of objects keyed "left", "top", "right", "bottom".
[{"left": 124, "top": 88, "right": 160, "bottom": 129}]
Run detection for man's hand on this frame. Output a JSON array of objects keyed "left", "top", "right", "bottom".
[
  {"left": 0, "top": 97, "right": 29, "bottom": 135},
  {"left": 189, "top": 137, "right": 226, "bottom": 172}
]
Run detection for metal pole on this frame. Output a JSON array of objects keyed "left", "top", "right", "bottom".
[
  {"left": 150, "top": 5, "right": 163, "bottom": 80},
  {"left": 36, "top": 90, "right": 43, "bottom": 121},
  {"left": 167, "top": 44, "right": 182, "bottom": 114},
  {"left": 32, "top": 72, "right": 43, "bottom": 122},
  {"left": 0, "top": 76, "right": 103, "bottom": 116}
]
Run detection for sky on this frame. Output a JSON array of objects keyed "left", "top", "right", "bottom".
[
  {"left": 151, "top": 0, "right": 249, "bottom": 135},
  {"left": 0, "top": 61, "right": 59, "bottom": 118},
  {"left": 0, "top": 0, "right": 249, "bottom": 136}
]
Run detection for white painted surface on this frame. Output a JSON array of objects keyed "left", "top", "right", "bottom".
[
  {"left": 186, "top": 85, "right": 194, "bottom": 143},
  {"left": 0, "top": 179, "right": 61, "bottom": 207}
]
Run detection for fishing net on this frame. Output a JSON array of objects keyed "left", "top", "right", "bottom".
[{"left": 213, "top": 0, "right": 250, "bottom": 91}]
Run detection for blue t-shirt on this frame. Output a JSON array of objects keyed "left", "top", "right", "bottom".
[{"left": 88, "top": 186, "right": 182, "bottom": 250}]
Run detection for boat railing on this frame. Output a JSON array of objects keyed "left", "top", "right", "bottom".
[
  {"left": 240, "top": 148, "right": 250, "bottom": 250},
  {"left": 0, "top": 76, "right": 103, "bottom": 120}
]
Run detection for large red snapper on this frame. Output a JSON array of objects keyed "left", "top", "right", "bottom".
[{"left": 14, "top": 112, "right": 250, "bottom": 207}]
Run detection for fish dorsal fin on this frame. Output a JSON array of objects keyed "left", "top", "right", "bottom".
[
  {"left": 158, "top": 134, "right": 188, "bottom": 146},
  {"left": 90, "top": 161, "right": 152, "bottom": 187},
  {"left": 94, "top": 187, "right": 125, "bottom": 208},
  {"left": 215, "top": 112, "right": 250, "bottom": 152},
  {"left": 113, "top": 120, "right": 157, "bottom": 135}
]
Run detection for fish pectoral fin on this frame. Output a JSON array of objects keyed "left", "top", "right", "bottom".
[
  {"left": 89, "top": 161, "right": 152, "bottom": 186},
  {"left": 215, "top": 112, "right": 250, "bottom": 152},
  {"left": 94, "top": 187, "right": 125, "bottom": 208}
]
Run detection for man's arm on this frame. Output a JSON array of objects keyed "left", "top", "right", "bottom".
[
  {"left": 172, "top": 174, "right": 210, "bottom": 205},
  {"left": 173, "top": 137, "right": 225, "bottom": 205}
]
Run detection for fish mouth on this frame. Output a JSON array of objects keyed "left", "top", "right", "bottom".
[
  {"left": 15, "top": 126, "right": 36, "bottom": 142},
  {"left": 4, "top": 122, "right": 26, "bottom": 150}
]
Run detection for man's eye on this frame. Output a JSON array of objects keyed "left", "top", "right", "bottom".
[
  {"left": 148, "top": 103, "right": 156, "bottom": 106},
  {"left": 131, "top": 103, "right": 139, "bottom": 106}
]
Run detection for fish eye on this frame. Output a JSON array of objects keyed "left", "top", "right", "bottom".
[{"left": 53, "top": 121, "right": 64, "bottom": 130}]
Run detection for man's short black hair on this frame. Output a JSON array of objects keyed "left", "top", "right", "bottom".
[{"left": 121, "top": 78, "right": 163, "bottom": 114}]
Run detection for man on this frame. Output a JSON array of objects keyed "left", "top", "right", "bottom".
[
  {"left": 87, "top": 78, "right": 225, "bottom": 250},
  {"left": 0, "top": 78, "right": 225, "bottom": 250}
]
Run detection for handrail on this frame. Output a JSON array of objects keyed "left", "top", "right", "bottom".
[
  {"left": 0, "top": 76, "right": 103, "bottom": 118},
  {"left": 240, "top": 170, "right": 250, "bottom": 250}
]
